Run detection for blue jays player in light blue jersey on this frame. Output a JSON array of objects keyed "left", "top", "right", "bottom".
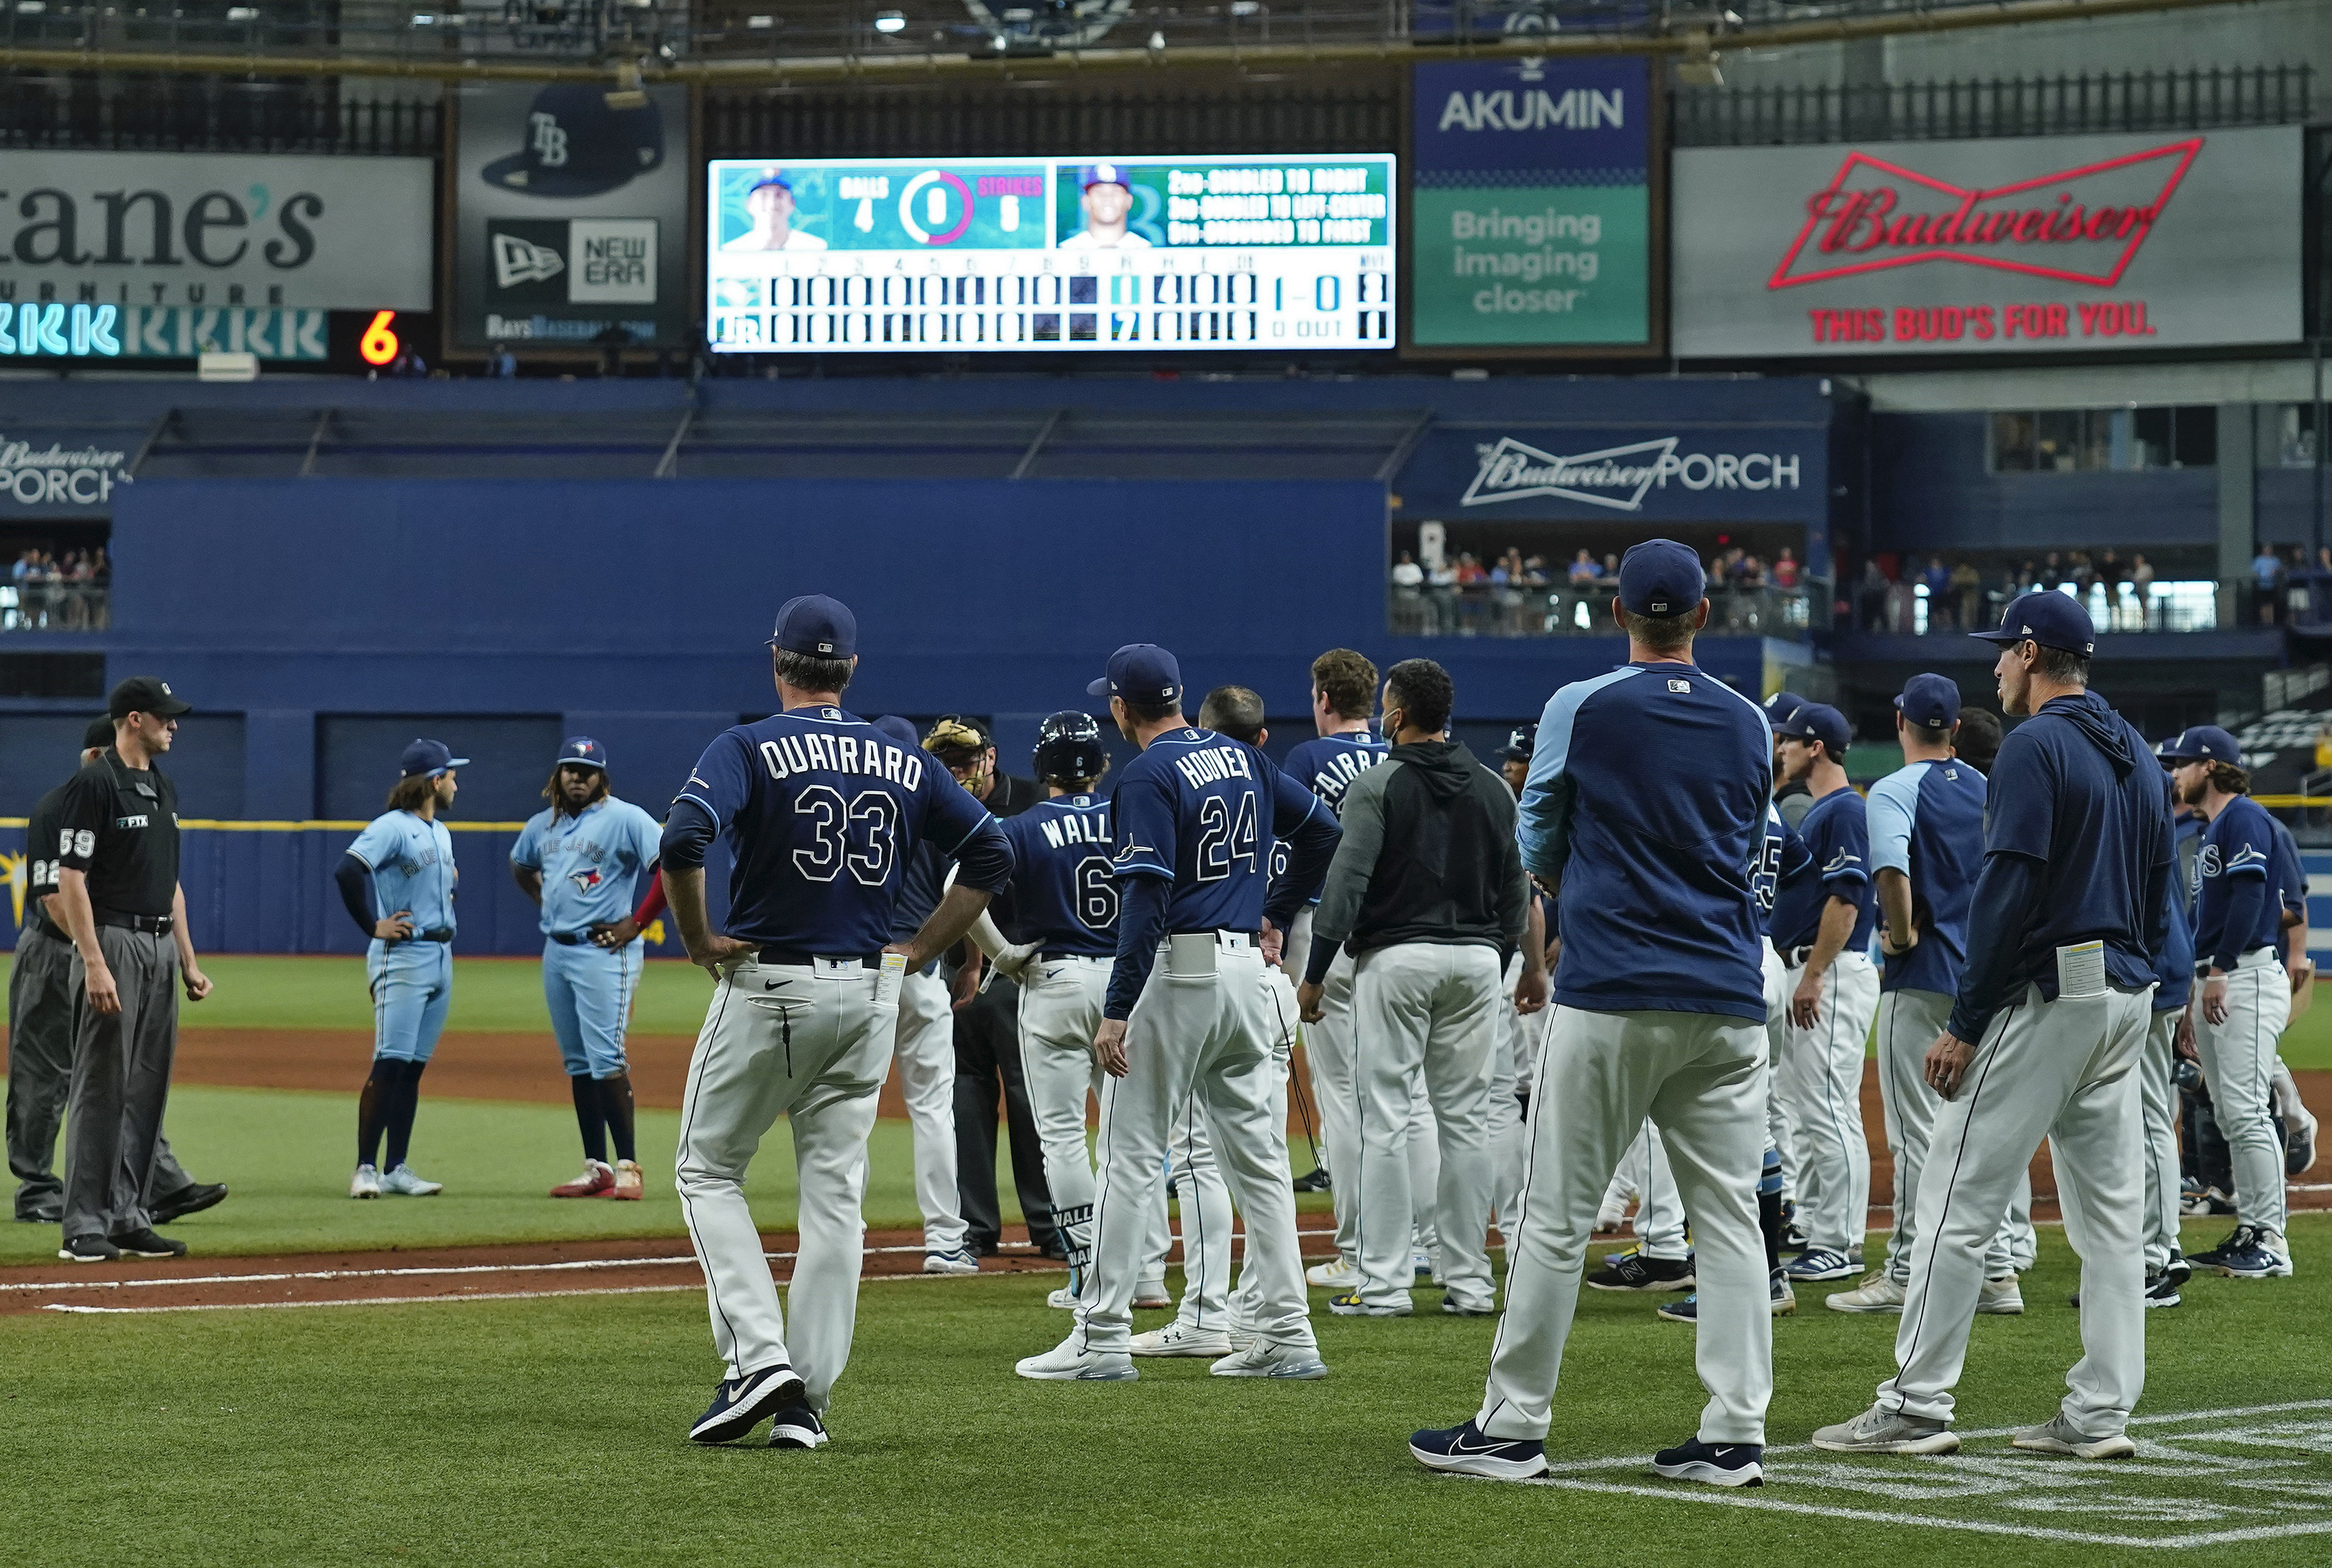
[
  {"left": 333, "top": 739, "right": 465, "bottom": 1200},
  {"left": 511, "top": 737, "right": 666, "bottom": 1203},
  {"left": 658, "top": 594, "right": 1013, "bottom": 1450},
  {"left": 1415, "top": 538, "right": 1775, "bottom": 1489}
]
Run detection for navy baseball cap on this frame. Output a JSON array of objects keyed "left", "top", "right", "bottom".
[
  {"left": 399, "top": 739, "right": 468, "bottom": 779},
  {"left": 1777, "top": 702, "right": 1850, "bottom": 758},
  {"left": 871, "top": 716, "right": 918, "bottom": 749},
  {"left": 1088, "top": 643, "right": 1182, "bottom": 706},
  {"left": 1763, "top": 690, "right": 1806, "bottom": 727},
  {"left": 749, "top": 168, "right": 795, "bottom": 195},
  {"left": 1499, "top": 723, "right": 1536, "bottom": 762},
  {"left": 769, "top": 594, "right": 856, "bottom": 659},
  {"left": 2158, "top": 725, "right": 2242, "bottom": 765},
  {"left": 555, "top": 736, "right": 608, "bottom": 772},
  {"left": 81, "top": 716, "right": 114, "bottom": 750},
  {"left": 480, "top": 82, "right": 665, "bottom": 197},
  {"left": 1972, "top": 590, "right": 2096, "bottom": 655},
  {"left": 1617, "top": 539, "right": 1705, "bottom": 617},
  {"left": 1894, "top": 674, "right": 1962, "bottom": 732},
  {"left": 1082, "top": 163, "right": 1130, "bottom": 189}
]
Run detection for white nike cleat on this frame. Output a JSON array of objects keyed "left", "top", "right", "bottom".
[
  {"left": 1305, "top": 1256, "right": 1360, "bottom": 1290},
  {"left": 1128, "top": 1321, "right": 1235, "bottom": 1357},
  {"left": 1976, "top": 1274, "right": 2025, "bottom": 1315},
  {"left": 1015, "top": 1336, "right": 1138, "bottom": 1382},
  {"left": 1825, "top": 1273, "right": 1906, "bottom": 1314},
  {"left": 1210, "top": 1342, "right": 1328, "bottom": 1379},
  {"left": 348, "top": 1163, "right": 382, "bottom": 1199},
  {"left": 379, "top": 1163, "right": 440, "bottom": 1196},
  {"left": 922, "top": 1248, "right": 980, "bottom": 1275},
  {"left": 2011, "top": 1414, "right": 2137, "bottom": 1460},
  {"left": 1811, "top": 1404, "right": 1960, "bottom": 1455},
  {"left": 1045, "top": 1286, "right": 1082, "bottom": 1310}
]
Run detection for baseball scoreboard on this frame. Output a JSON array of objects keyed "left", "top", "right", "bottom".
[{"left": 705, "top": 154, "right": 1396, "bottom": 354}]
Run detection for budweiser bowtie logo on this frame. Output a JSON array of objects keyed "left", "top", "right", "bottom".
[{"left": 1769, "top": 137, "right": 2201, "bottom": 291}]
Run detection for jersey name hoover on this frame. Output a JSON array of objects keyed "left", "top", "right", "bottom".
[
  {"left": 1038, "top": 811, "right": 1111, "bottom": 849},
  {"left": 758, "top": 732, "right": 924, "bottom": 790},
  {"left": 1173, "top": 745, "right": 1255, "bottom": 791}
]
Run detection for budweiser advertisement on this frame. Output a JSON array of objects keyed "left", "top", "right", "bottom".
[{"left": 1673, "top": 126, "right": 2301, "bottom": 357}]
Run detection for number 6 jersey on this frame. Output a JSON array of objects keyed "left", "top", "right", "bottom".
[
  {"left": 999, "top": 793, "right": 1118, "bottom": 956},
  {"left": 663, "top": 704, "right": 1013, "bottom": 952}
]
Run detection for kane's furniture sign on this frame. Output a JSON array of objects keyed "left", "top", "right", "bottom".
[
  {"left": 0, "top": 150, "right": 432, "bottom": 312},
  {"left": 1673, "top": 126, "right": 2301, "bottom": 356},
  {"left": 1406, "top": 57, "right": 1654, "bottom": 354}
]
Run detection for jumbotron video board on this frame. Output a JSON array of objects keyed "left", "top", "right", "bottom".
[{"left": 705, "top": 154, "right": 1396, "bottom": 353}]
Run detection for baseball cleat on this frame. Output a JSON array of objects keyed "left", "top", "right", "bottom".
[
  {"left": 1811, "top": 1405, "right": 1959, "bottom": 1455},
  {"left": 151, "top": 1183, "right": 229, "bottom": 1225},
  {"left": 1826, "top": 1273, "right": 1906, "bottom": 1314},
  {"left": 922, "top": 1248, "right": 979, "bottom": 1275},
  {"left": 1650, "top": 1437, "right": 1764, "bottom": 1487},
  {"left": 110, "top": 1227, "right": 188, "bottom": 1259},
  {"left": 1413, "top": 1248, "right": 1436, "bottom": 1283},
  {"left": 2011, "top": 1414, "right": 2136, "bottom": 1460},
  {"left": 1291, "top": 1166, "right": 1332, "bottom": 1193},
  {"left": 1305, "top": 1256, "right": 1360, "bottom": 1291},
  {"left": 551, "top": 1160, "right": 614, "bottom": 1198},
  {"left": 1976, "top": 1274, "right": 2025, "bottom": 1315},
  {"left": 767, "top": 1403, "right": 829, "bottom": 1450},
  {"left": 1046, "top": 1286, "right": 1082, "bottom": 1310},
  {"left": 1327, "top": 1291, "right": 1411, "bottom": 1317},
  {"left": 1410, "top": 1420, "right": 1547, "bottom": 1480},
  {"left": 2216, "top": 1230, "right": 2293, "bottom": 1279},
  {"left": 612, "top": 1160, "right": 644, "bottom": 1201},
  {"left": 1785, "top": 1247, "right": 1859, "bottom": 1283},
  {"left": 1442, "top": 1295, "right": 1496, "bottom": 1317},
  {"left": 1209, "top": 1342, "right": 1327, "bottom": 1379},
  {"left": 1593, "top": 1200, "right": 1630, "bottom": 1233},
  {"left": 1132, "top": 1279, "right": 1172, "bottom": 1309},
  {"left": 2287, "top": 1109, "right": 2319, "bottom": 1176},
  {"left": 348, "top": 1163, "right": 382, "bottom": 1199},
  {"left": 2163, "top": 1250, "right": 2192, "bottom": 1287},
  {"left": 380, "top": 1164, "right": 442, "bottom": 1197},
  {"left": 1129, "top": 1321, "right": 1235, "bottom": 1357},
  {"left": 1586, "top": 1250, "right": 1694, "bottom": 1292},
  {"left": 690, "top": 1364, "right": 806, "bottom": 1444},
  {"left": 57, "top": 1233, "right": 121, "bottom": 1263},
  {"left": 2144, "top": 1271, "right": 2182, "bottom": 1309},
  {"left": 1656, "top": 1269, "right": 1795, "bottom": 1323},
  {"left": 2181, "top": 1185, "right": 2236, "bottom": 1218},
  {"left": 1015, "top": 1337, "right": 1138, "bottom": 1382},
  {"left": 2190, "top": 1225, "right": 2255, "bottom": 1270}
]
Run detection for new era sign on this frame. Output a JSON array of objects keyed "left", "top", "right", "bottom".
[{"left": 1674, "top": 126, "right": 2300, "bottom": 356}]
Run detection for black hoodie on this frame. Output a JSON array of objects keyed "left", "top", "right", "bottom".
[{"left": 1304, "top": 739, "right": 1529, "bottom": 983}]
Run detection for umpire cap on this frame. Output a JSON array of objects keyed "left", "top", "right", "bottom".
[
  {"left": 109, "top": 676, "right": 190, "bottom": 719},
  {"left": 82, "top": 716, "right": 115, "bottom": 751}
]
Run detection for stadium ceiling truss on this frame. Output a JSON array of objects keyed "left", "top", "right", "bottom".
[{"left": 0, "top": 0, "right": 2267, "bottom": 86}]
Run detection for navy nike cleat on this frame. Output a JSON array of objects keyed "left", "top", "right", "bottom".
[
  {"left": 1651, "top": 1436, "right": 1765, "bottom": 1487},
  {"left": 690, "top": 1363, "right": 807, "bottom": 1444},
  {"left": 1410, "top": 1420, "right": 1548, "bottom": 1481}
]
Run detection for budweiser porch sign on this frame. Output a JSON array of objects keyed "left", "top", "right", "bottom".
[{"left": 1674, "top": 126, "right": 2301, "bottom": 357}]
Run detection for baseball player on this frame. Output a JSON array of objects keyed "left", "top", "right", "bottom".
[
  {"left": 511, "top": 737, "right": 664, "bottom": 1202},
  {"left": 335, "top": 740, "right": 465, "bottom": 1200},
  {"left": 2265, "top": 813, "right": 2321, "bottom": 1177},
  {"left": 1061, "top": 164, "right": 1152, "bottom": 250},
  {"left": 1767, "top": 702, "right": 1879, "bottom": 1285},
  {"left": 11, "top": 718, "right": 223, "bottom": 1228},
  {"left": 1490, "top": 731, "right": 1547, "bottom": 1239},
  {"left": 2129, "top": 761, "right": 2196, "bottom": 1306},
  {"left": 1413, "top": 539, "right": 1775, "bottom": 1487},
  {"left": 2161, "top": 725, "right": 2293, "bottom": 1279},
  {"left": 1015, "top": 643, "right": 1339, "bottom": 1382},
  {"left": 661, "top": 594, "right": 1012, "bottom": 1449},
  {"left": 1827, "top": 676, "right": 2025, "bottom": 1316},
  {"left": 1281, "top": 648, "right": 1391, "bottom": 1292},
  {"left": 721, "top": 170, "right": 828, "bottom": 252},
  {"left": 1303, "top": 658, "right": 1533, "bottom": 1319},
  {"left": 1816, "top": 590, "right": 2168, "bottom": 1460},
  {"left": 868, "top": 715, "right": 978, "bottom": 1276}
]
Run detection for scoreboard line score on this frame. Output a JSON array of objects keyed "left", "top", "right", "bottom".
[{"left": 705, "top": 154, "right": 1396, "bottom": 354}]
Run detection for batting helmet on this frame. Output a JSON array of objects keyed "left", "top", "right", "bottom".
[
  {"left": 1499, "top": 724, "right": 1536, "bottom": 763},
  {"left": 1033, "top": 711, "right": 1108, "bottom": 787}
]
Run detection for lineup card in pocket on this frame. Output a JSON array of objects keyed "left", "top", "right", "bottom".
[
  {"left": 2055, "top": 940, "right": 2107, "bottom": 999},
  {"left": 876, "top": 950, "right": 907, "bottom": 1008}
]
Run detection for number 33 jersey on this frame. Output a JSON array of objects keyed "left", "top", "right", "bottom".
[
  {"left": 999, "top": 794, "right": 1118, "bottom": 956},
  {"left": 667, "top": 705, "right": 1012, "bottom": 952}
]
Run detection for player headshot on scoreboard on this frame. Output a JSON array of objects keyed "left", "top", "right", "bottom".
[
  {"left": 1059, "top": 164, "right": 1152, "bottom": 251},
  {"left": 722, "top": 169, "right": 828, "bottom": 252}
]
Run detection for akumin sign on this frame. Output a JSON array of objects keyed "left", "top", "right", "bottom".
[{"left": 1672, "top": 125, "right": 2301, "bottom": 357}]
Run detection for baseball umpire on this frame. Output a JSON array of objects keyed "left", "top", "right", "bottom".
[
  {"left": 1816, "top": 590, "right": 2168, "bottom": 1460},
  {"left": 661, "top": 594, "right": 1011, "bottom": 1450},
  {"left": 52, "top": 678, "right": 216, "bottom": 1262},
  {"left": 511, "top": 737, "right": 664, "bottom": 1202},
  {"left": 1413, "top": 539, "right": 1775, "bottom": 1487}
]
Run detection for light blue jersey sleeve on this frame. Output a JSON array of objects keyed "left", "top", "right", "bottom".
[
  {"left": 1518, "top": 667, "right": 1641, "bottom": 881},
  {"left": 1865, "top": 765, "right": 1922, "bottom": 879},
  {"left": 347, "top": 814, "right": 401, "bottom": 871},
  {"left": 510, "top": 810, "right": 550, "bottom": 872}
]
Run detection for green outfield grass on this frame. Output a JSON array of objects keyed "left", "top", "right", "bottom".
[{"left": 5, "top": 1216, "right": 2327, "bottom": 1568}]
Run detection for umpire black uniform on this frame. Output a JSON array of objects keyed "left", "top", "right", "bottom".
[
  {"left": 52, "top": 678, "right": 215, "bottom": 1261},
  {"left": 9, "top": 718, "right": 219, "bottom": 1225}
]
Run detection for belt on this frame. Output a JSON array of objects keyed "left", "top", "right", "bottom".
[
  {"left": 390, "top": 928, "right": 453, "bottom": 945},
  {"left": 1170, "top": 928, "right": 1259, "bottom": 945},
  {"left": 549, "top": 931, "right": 598, "bottom": 946},
  {"left": 759, "top": 948, "right": 882, "bottom": 970},
  {"left": 2198, "top": 947, "right": 2279, "bottom": 978},
  {"left": 1039, "top": 949, "right": 1113, "bottom": 962},
  {"left": 96, "top": 910, "right": 173, "bottom": 935}
]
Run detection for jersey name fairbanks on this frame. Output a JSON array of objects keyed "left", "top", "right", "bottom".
[{"left": 752, "top": 730, "right": 926, "bottom": 789}]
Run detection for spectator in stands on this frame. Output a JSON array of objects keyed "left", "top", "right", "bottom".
[
  {"left": 1426, "top": 556, "right": 1459, "bottom": 634},
  {"left": 1859, "top": 558, "right": 1890, "bottom": 632},
  {"left": 2254, "top": 543, "right": 2285, "bottom": 625},
  {"left": 488, "top": 342, "right": 517, "bottom": 378},
  {"left": 1390, "top": 551, "right": 1425, "bottom": 634},
  {"left": 2040, "top": 551, "right": 2065, "bottom": 591},
  {"left": 1772, "top": 547, "right": 1800, "bottom": 589},
  {"left": 1948, "top": 559, "right": 1982, "bottom": 632},
  {"left": 1920, "top": 556, "right": 1951, "bottom": 624},
  {"left": 1567, "top": 549, "right": 1597, "bottom": 588},
  {"left": 2131, "top": 553, "right": 2156, "bottom": 629}
]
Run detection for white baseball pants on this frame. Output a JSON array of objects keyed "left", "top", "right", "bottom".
[
  {"left": 1480, "top": 1006, "right": 1771, "bottom": 1447},
  {"left": 1784, "top": 951, "right": 1880, "bottom": 1253},
  {"left": 889, "top": 967, "right": 966, "bottom": 1255},
  {"left": 1875, "top": 987, "right": 2019, "bottom": 1282},
  {"left": 1880, "top": 982, "right": 2152, "bottom": 1436},
  {"left": 1075, "top": 938, "right": 1313, "bottom": 1358},
  {"left": 2192, "top": 952, "right": 2290, "bottom": 1237},
  {"left": 2138, "top": 1007, "right": 2184, "bottom": 1273},
  {"left": 1230, "top": 964, "right": 1303, "bottom": 1335},
  {"left": 1138, "top": 1089, "right": 1235, "bottom": 1324},
  {"left": 1611, "top": 1121, "right": 1690, "bottom": 1260},
  {"left": 1490, "top": 954, "right": 1541, "bottom": 1236},
  {"left": 1291, "top": 908, "right": 1363, "bottom": 1262},
  {"left": 1016, "top": 955, "right": 1110, "bottom": 1280},
  {"left": 1351, "top": 942, "right": 1503, "bottom": 1313},
  {"left": 1762, "top": 941, "right": 1795, "bottom": 1202},
  {"left": 677, "top": 956, "right": 896, "bottom": 1410}
]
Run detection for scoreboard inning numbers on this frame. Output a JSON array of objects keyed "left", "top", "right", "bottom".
[{"left": 705, "top": 154, "right": 1396, "bottom": 354}]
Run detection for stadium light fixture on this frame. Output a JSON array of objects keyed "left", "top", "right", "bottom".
[{"left": 874, "top": 9, "right": 906, "bottom": 31}]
